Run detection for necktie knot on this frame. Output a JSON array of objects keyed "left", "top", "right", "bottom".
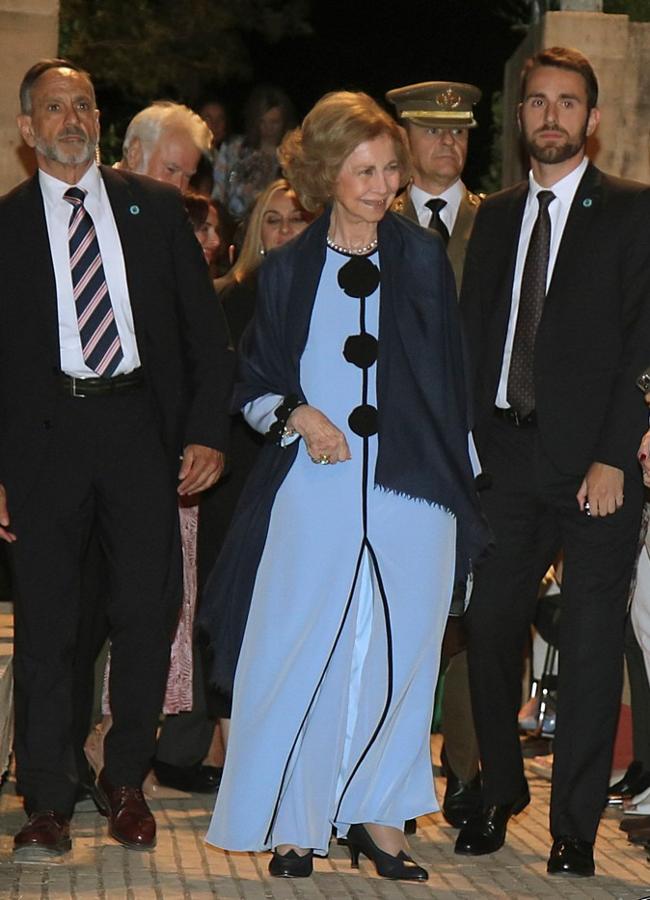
[
  {"left": 63, "top": 186, "right": 87, "bottom": 207},
  {"left": 536, "top": 190, "right": 555, "bottom": 212},
  {"left": 425, "top": 198, "right": 447, "bottom": 217},
  {"left": 425, "top": 198, "right": 450, "bottom": 245}
]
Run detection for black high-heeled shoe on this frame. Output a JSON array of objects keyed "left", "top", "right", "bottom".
[
  {"left": 268, "top": 848, "right": 313, "bottom": 878},
  {"left": 346, "top": 824, "right": 428, "bottom": 881}
]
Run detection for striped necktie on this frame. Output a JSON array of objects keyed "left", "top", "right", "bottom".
[{"left": 63, "top": 187, "right": 123, "bottom": 377}]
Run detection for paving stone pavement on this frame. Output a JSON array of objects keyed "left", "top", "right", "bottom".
[{"left": 2, "top": 756, "right": 650, "bottom": 900}]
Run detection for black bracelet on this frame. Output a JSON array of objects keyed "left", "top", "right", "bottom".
[{"left": 266, "top": 394, "right": 305, "bottom": 444}]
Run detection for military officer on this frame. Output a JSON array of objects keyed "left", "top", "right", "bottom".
[{"left": 386, "top": 80, "right": 482, "bottom": 291}]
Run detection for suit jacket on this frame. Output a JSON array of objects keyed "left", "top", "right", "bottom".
[
  {"left": 460, "top": 162, "right": 650, "bottom": 478},
  {"left": 0, "top": 165, "right": 235, "bottom": 508},
  {"left": 391, "top": 183, "right": 482, "bottom": 291}
]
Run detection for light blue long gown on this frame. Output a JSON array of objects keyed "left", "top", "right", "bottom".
[{"left": 206, "top": 247, "right": 457, "bottom": 855}]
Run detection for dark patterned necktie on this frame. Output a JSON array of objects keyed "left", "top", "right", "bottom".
[
  {"left": 506, "top": 189, "right": 555, "bottom": 417},
  {"left": 425, "top": 198, "right": 450, "bottom": 246},
  {"left": 63, "top": 187, "right": 124, "bottom": 377}
]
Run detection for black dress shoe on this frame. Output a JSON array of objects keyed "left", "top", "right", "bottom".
[
  {"left": 547, "top": 836, "right": 594, "bottom": 877},
  {"left": 608, "top": 760, "right": 650, "bottom": 805},
  {"left": 153, "top": 759, "right": 222, "bottom": 793},
  {"left": 268, "top": 848, "right": 313, "bottom": 877},
  {"left": 620, "top": 814, "right": 650, "bottom": 832},
  {"left": 454, "top": 787, "right": 530, "bottom": 855},
  {"left": 443, "top": 767, "right": 482, "bottom": 828}
]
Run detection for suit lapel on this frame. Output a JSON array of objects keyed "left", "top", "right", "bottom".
[
  {"left": 99, "top": 166, "right": 148, "bottom": 335},
  {"left": 547, "top": 163, "right": 602, "bottom": 298},
  {"left": 21, "top": 175, "right": 60, "bottom": 367}
]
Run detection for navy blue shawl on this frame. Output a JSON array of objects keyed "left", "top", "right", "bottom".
[{"left": 199, "top": 209, "right": 491, "bottom": 692}]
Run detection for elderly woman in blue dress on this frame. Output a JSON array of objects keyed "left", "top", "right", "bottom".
[{"left": 202, "top": 90, "right": 489, "bottom": 881}]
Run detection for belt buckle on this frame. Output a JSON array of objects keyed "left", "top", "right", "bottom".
[{"left": 70, "top": 377, "right": 86, "bottom": 398}]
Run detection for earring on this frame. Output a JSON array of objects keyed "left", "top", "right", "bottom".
[{"left": 259, "top": 246, "right": 266, "bottom": 256}]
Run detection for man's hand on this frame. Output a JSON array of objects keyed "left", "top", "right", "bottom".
[
  {"left": 0, "top": 484, "right": 16, "bottom": 542},
  {"left": 576, "top": 462, "right": 624, "bottom": 517},
  {"left": 178, "top": 445, "right": 225, "bottom": 496}
]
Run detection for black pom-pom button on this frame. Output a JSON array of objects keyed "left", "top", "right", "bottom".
[
  {"left": 348, "top": 404, "right": 378, "bottom": 437},
  {"left": 343, "top": 333, "right": 378, "bottom": 369},
  {"left": 337, "top": 256, "right": 380, "bottom": 298}
]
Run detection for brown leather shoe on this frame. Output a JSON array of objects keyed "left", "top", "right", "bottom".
[
  {"left": 94, "top": 770, "right": 156, "bottom": 850},
  {"left": 14, "top": 811, "right": 71, "bottom": 860}
]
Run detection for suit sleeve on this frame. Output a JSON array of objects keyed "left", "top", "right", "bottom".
[
  {"left": 593, "top": 188, "right": 650, "bottom": 472},
  {"left": 169, "top": 195, "right": 235, "bottom": 452}
]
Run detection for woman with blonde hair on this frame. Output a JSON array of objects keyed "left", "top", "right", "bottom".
[
  {"left": 218, "top": 177, "right": 312, "bottom": 291},
  {"left": 202, "top": 91, "right": 489, "bottom": 880}
]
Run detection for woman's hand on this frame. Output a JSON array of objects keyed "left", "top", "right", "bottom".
[{"left": 287, "top": 405, "right": 351, "bottom": 465}]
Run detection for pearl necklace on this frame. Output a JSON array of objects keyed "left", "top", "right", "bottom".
[{"left": 326, "top": 234, "right": 378, "bottom": 255}]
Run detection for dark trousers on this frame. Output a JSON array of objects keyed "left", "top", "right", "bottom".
[
  {"left": 10, "top": 390, "right": 181, "bottom": 817},
  {"left": 466, "top": 418, "right": 643, "bottom": 843}
]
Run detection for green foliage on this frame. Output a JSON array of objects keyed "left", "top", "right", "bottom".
[
  {"left": 478, "top": 91, "right": 504, "bottom": 194},
  {"left": 59, "top": 0, "right": 312, "bottom": 105},
  {"left": 59, "top": 0, "right": 311, "bottom": 163},
  {"left": 604, "top": 0, "right": 650, "bottom": 20}
]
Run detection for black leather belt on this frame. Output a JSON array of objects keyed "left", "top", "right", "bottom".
[
  {"left": 493, "top": 406, "right": 537, "bottom": 427},
  {"left": 59, "top": 367, "right": 144, "bottom": 397}
]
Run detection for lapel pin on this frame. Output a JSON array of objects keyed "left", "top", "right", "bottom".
[
  {"left": 129, "top": 204, "right": 140, "bottom": 215},
  {"left": 582, "top": 198, "right": 592, "bottom": 208}
]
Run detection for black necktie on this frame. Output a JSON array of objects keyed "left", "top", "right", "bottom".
[
  {"left": 507, "top": 190, "right": 555, "bottom": 417},
  {"left": 425, "top": 198, "right": 450, "bottom": 246}
]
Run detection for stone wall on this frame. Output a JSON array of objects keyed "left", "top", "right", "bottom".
[
  {"left": 0, "top": 0, "right": 59, "bottom": 195},
  {"left": 502, "top": 11, "right": 650, "bottom": 187}
]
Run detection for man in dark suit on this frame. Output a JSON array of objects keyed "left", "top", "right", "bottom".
[
  {"left": 455, "top": 46, "right": 650, "bottom": 877},
  {"left": 1, "top": 59, "right": 234, "bottom": 860}
]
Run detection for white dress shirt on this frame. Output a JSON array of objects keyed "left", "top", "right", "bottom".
[
  {"left": 39, "top": 164, "right": 141, "bottom": 377},
  {"left": 410, "top": 179, "right": 464, "bottom": 234},
  {"left": 495, "top": 156, "right": 589, "bottom": 408}
]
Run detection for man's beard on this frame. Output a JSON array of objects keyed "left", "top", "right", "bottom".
[
  {"left": 523, "top": 119, "right": 588, "bottom": 165},
  {"left": 35, "top": 127, "right": 97, "bottom": 167}
]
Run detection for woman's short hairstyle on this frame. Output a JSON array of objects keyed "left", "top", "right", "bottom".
[
  {"left": 520, "top": 46, "right": 599, "bottom": 112},
  {"left": 278, "top": 91, "right": 411, "bottom": 213}
]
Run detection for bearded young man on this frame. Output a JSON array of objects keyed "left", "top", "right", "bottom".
[{"left": 455, "top": 46, "right": 650, "bottom": 877}]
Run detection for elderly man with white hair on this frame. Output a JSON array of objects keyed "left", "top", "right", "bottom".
[{"left": 120, "top": 101, "right": 212, "bottom": 191}]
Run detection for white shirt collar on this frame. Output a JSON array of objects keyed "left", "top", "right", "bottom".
[
  {"left": 38, "top": 163, "right": 102, "bottom": 205},
  {"left": 527, "top": 156, "right": 589, "bottom": 206},
  {"left": 410, "top": 178, "right": 464, "bottom": 229}
]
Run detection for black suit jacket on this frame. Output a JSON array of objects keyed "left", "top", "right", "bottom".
[
  {"left": 460, "top": 163, "right": 650, "bottom": 478},
  {"left": 0, "top": 165, "right": 234, "bottom": 508}
]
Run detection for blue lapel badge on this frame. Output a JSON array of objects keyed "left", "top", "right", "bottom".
[
  {"left": 582, "top": 198, "right": 592, "bottom": 208},
  {"left": 129, "top": 204, "right": 140, "bottom": 215}
]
